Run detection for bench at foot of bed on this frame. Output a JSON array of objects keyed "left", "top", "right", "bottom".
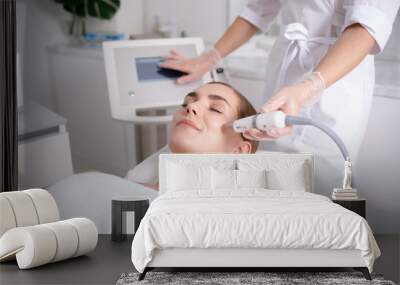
[{"left": 137, "top": 267, "right": 372, "bottom": 281}]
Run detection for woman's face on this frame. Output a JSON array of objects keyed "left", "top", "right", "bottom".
[{"left": 168, "top": 83, "right": 248, "bottom": 153}]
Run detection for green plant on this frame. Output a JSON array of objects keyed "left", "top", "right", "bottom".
[{"left": 54, "top": 0, "right": 121, "bottom": 35}]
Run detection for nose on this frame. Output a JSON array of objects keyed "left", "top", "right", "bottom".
[{"left": 185, "top": 102, "right": 199, "bottom": 116}]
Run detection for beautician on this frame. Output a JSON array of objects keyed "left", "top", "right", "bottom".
[{"left": 160, "top": 0, "right": 400, "bottom": 194}]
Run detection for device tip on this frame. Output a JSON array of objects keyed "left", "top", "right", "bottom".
[{"left": 225, "top": 122, "right": 234, "bottom": 129}]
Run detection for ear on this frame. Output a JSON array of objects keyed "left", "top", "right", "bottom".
[{"left": 233, "top": 140, "right": 252, "bottom": 154}]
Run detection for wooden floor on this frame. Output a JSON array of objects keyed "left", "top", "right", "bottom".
[{"left": 0, "top": 234, "right": 398, "bottom": 285}]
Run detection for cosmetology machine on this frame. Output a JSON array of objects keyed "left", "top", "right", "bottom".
[{"left": 103, "top": 37, "right": 223, "bottom": 124}]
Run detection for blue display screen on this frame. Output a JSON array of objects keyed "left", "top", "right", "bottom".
[{"left": 135, "top": 57, "right": 186, "bottom": 82}]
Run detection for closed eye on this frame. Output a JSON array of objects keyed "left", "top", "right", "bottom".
[{"left": 210, "top": 108, "right": 222, "bottom": 113}]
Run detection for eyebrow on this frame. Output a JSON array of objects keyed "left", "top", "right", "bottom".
[{"left": 185, "top": 92, "right": 232, "bottom": 108}]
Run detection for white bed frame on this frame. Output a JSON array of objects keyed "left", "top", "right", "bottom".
[
  {"left": 139, "top": 153, "right": 371, "bottom": 281},
  {"left": 141, "top": 247, "right": 370, "bottom": 280},
  {"left": 148, "top": 248, "right": 366, "bottom": 268}
]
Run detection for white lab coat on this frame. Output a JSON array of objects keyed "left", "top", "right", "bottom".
[{"left": 240, "top": 0, "right": 399, "bottom": 195}]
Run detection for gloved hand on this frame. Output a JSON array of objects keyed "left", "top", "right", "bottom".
[
  {"left": 159, "top": 48, "right": 221, "bottom": 84},
  {"left": 243, "top": 72, "right": 326, "bottom": 141}
]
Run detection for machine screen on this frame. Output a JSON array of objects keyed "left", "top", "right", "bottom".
[{"left": 135, "top": 57, "right": 186, "bottom": 82}]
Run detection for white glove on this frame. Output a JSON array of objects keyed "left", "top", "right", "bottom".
[
  {"left": 243, "top": 72, "right": 326, "bottom": 140},
  {"left": 159, "top": 47, "right": 221, "bottom": 84}
]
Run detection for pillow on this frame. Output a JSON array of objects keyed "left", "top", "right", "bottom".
[
  {"left": 166, "top": 162, "right": 212, "bottom": 192},
  {"left": 211, "top": 168, "right": 268, "bottom": 191},
  {"left": 211, "top": 168, "right": 236, "bottom": 190},
  {"left": 267, "top": 166, "right": 306, "bottom": 191},
  {"left": 237, "top": 159, "right": 309, "bottom": 191},
  {"left": 236, "top": 169, "right": 268, "bottom": 189}
]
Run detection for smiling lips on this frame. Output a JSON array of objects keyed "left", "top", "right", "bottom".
[{"left": 176, "top": 119, "right": 201, "bottom": 131}]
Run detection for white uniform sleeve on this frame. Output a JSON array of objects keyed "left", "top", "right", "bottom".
[
  {"left": 239, "top": 0, "right": 281, "bottom": 32},
  {"left": 125, "top": 145, "right": 171, "bottom": 184},
  {"left": 342, "top": 0, "right": 400, "bottom": 54}
]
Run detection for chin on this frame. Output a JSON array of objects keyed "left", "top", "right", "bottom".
[
  {"left": 168, "top": 141, "right": 197, "bottom": 153},
  {"left": 168, "top": 129, "right": 198, "bottom": 153},
  {"left": 168, "top": 135, "right": 195, "bottom": 153},
  {"left": 168, "top": 129, "right": 235, "bottom": 154}
]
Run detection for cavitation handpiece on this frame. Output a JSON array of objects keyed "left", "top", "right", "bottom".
[{"left": 231, "top": 111, "right": 287, "bottom": 132}]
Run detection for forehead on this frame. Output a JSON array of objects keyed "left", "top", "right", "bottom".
[{"left": 190, "top": 83, "right": 241, "bottom": 106}]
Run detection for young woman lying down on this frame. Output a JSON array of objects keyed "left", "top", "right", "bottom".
[{"left": 127, "top": 81, "right": 259, "bottom": 191}]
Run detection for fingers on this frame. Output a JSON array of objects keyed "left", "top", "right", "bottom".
[
  {"left": 269, "top": 126, "right": 292, "bottom": 137},
  {"left": 162, "top": 50, "right": 185, "bottom": 60},
  {"left": 162, "top": 54, "right": 181, "bottom": 61},
  {"left": 243, "top": 130, "right": 260, "bottom": 141},
  {"left": 158, "top": 60, "right": 189, "bottom": 73},
  {"left": 261, "top": 85, "right": 305, "bottom": 116},
  {"left": 242, "top": 126, "right": 292, "bottom": 141},
  {"left": 243, "top": 128, "right": 278, "bottom": 141},
  {"left": 261, "top": 96, "right": 286, "bottom": 113},
  {"left": 176, "top": 73, "right": 199, "bottom": 84},
  {"left": 162, "top": 53, "right": 184, "bottom": 61},
  {"left": 169, "top": 50, "right": 181, "bottom": 56}
]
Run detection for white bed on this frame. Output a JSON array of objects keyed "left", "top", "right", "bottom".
[{"left": 131, "top": 153, "right": 380, "bottom": 280}]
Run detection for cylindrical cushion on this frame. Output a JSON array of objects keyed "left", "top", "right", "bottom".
[
  {"left": 23, "top": 189, "right": 60, "bottom": 224},
  {"left": 0, "top": 218, "right": 98, "bottom": 269},
  {"left": 42, "top": 221, "right": 78, "bottom": 262},
  {"left": 0, "top": 196, "right": 17, "bottom": 237},
  {"left": 0, "top": 192, "right": 39, "bottom": 227},
  {"left": 0, "top": 226, "right": 57, "bottom": 269},
  {"left": 64, "top": 218, "right": 98, "bottom": 257}
]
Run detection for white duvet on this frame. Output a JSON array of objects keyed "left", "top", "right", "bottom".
[{"left": 131, "top": 190, "right": 380, "bottom": 273}]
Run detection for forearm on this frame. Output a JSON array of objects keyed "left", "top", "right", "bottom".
[
  {"left": 214, "top": 17, "right": 259, "bottom": 58},
  {"left": 314, "top": 24, "right": 376, "bottom": 88}
]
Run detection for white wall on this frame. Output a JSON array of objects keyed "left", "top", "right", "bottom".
[
  {"left": 358, "top": 14, "right": 400, "bottom": 234},
  {"left": 142, "top": 0, "right": 229, "bottom": 43},
  {"left": 19, "top": 0, "right": 143, "bottom": 108},
  {"left": 20, "top": 0, "right": 69, "bottom": 108},
  {"left": 227, "top": 0, "right": 247, "bottom": 25},
  {"left": 356, "top": 96, "right": 400, "bottom": 234},
  {"left": 377, "top": 11, "right": 400, "bottom": 61}
]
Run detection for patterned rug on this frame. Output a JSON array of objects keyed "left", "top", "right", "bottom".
[{"left": 116, "top": 271, "right": 396, "bottom": 285}]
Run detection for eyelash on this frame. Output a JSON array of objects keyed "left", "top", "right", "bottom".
[
  {"left": 181, "top": 103, "right": 222, "bottom": 114},
  {"left": 211, "top": 108, "right": 222, "bottom": 114}
]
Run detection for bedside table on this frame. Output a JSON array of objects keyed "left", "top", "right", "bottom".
[
  {"left": 332, "top": 198, "right": 366, "bottom": 218},
  {"left": 111, "top": 197, "right": 149, "bottom": 242}
]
